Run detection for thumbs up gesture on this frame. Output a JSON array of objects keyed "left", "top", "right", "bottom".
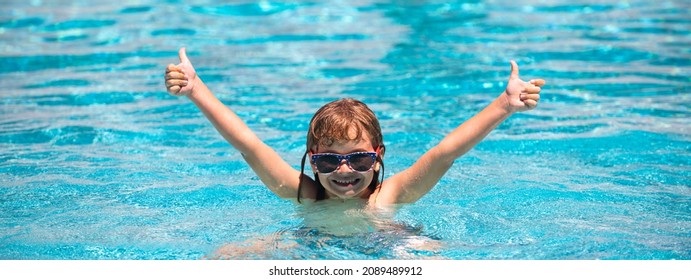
[
  {"left": 165, "top": 48, "right": 197, "bottom": 96},
  {"left": 503, "top": 61, "right": 545, "bottom": 112}
]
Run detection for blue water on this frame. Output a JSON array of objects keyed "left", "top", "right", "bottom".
[{"left": 1, "top": 0, "right": 689, "bottom": 260}]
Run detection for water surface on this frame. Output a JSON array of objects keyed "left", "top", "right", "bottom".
[{"left": 0, "top": 0, "right": 689, "bottom": 259}]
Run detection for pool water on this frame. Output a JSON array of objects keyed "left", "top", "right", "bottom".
[{"left": 1, "top": 0, "right": 689, "bottom": 259}]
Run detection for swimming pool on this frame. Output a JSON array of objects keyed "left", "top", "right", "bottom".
[{"left": 1, "top": 0, "right": 689, "bottom": 260}]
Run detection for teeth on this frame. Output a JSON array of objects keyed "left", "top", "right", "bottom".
[{"left": 335, "top": 179, "right": 355, "bottom": 184}]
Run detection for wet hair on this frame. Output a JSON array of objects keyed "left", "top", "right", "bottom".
[{"left": 298, "top": 98, "right": 385, "bottom": 202}]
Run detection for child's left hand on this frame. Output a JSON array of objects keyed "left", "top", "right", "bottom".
[
  {"left": 165, "top": 48, "right": 197, "bottom": 97},
  {"left": 503, "top": 61, "right": 545, "bottom": 112}
]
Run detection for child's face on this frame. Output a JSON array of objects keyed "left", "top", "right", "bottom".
[{"left": 311, "top": 131, "right": 377, "bottom": 200}]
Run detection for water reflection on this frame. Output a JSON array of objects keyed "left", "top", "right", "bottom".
[{"left": 209, "top": 200, "right": 444, "bottom": 259}]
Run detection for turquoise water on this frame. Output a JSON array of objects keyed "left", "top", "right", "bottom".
[{"left": 1, "top": 0, "right": 689, "bottom": 259}]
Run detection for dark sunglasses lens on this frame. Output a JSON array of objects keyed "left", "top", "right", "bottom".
[
  {"left": 315, "top": 155, "right": 340, "bottom": 173},
  {"left": 349, "top": 154, "right": 375, "bottom": 171}
]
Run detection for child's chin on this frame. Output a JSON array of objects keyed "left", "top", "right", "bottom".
[{"left": 327, "top": 184, "right": 366, "bottom": 198}]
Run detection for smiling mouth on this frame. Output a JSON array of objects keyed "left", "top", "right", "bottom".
[{"left": 332, "top": 178, "right": 361, "bottom": 187}]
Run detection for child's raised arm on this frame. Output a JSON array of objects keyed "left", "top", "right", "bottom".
[
  {"left": 164, "top": 48, "right": 308, "bottom": 198},
  {"left": 379, "top": 61, "right": 545, "bottom": 204}
]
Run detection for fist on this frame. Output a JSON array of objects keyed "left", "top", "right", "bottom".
[
  {"left": 504, "top": 61, "right": 545, "bottom": 112},
  {"left": 165, "top": 48, "right": 197, "bottom": 96}
]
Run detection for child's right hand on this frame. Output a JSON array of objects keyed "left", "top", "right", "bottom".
[{"left": 165, "top": 48, "right": 197, "bottom": 96}]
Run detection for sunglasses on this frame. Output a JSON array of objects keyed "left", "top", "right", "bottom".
[{"left": 310, "top": 152, "right": 378, "bottom": 174}]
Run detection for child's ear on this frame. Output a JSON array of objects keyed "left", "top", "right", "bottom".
[
  {"left": 309, "top": 161, "right": 318, "bottom": 174},
  {"left": 373, "top": 145, "right": 385, "bottom": 172},
  {"left": 305, "top": 151, "right": 317, "bottom": 174}
]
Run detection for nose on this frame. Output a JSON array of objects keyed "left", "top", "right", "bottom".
[{"left": 335, "top": 159, "right": 351, "bottom": 173}]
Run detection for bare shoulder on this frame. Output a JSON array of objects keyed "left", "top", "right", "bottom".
[
  {"left": 373, "top": 163, "right": 442, "bottom": 205},
  {"left": 370, "top": 176, "right": 404, "bottom": 205},
  {"left": 295, "top": 174, "right": 320, "bottom": 200}
]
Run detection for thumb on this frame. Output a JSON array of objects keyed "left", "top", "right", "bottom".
[
  {"left": 510, "top": 60, "right": 519, "bottom": 79},
  {"left": 178, "top": 47, "right": 191, "bottom": 64}
]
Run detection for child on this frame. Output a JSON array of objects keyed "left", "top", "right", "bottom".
[{"left": 164, "top": 48, "right": 545, "bottom": 207}]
